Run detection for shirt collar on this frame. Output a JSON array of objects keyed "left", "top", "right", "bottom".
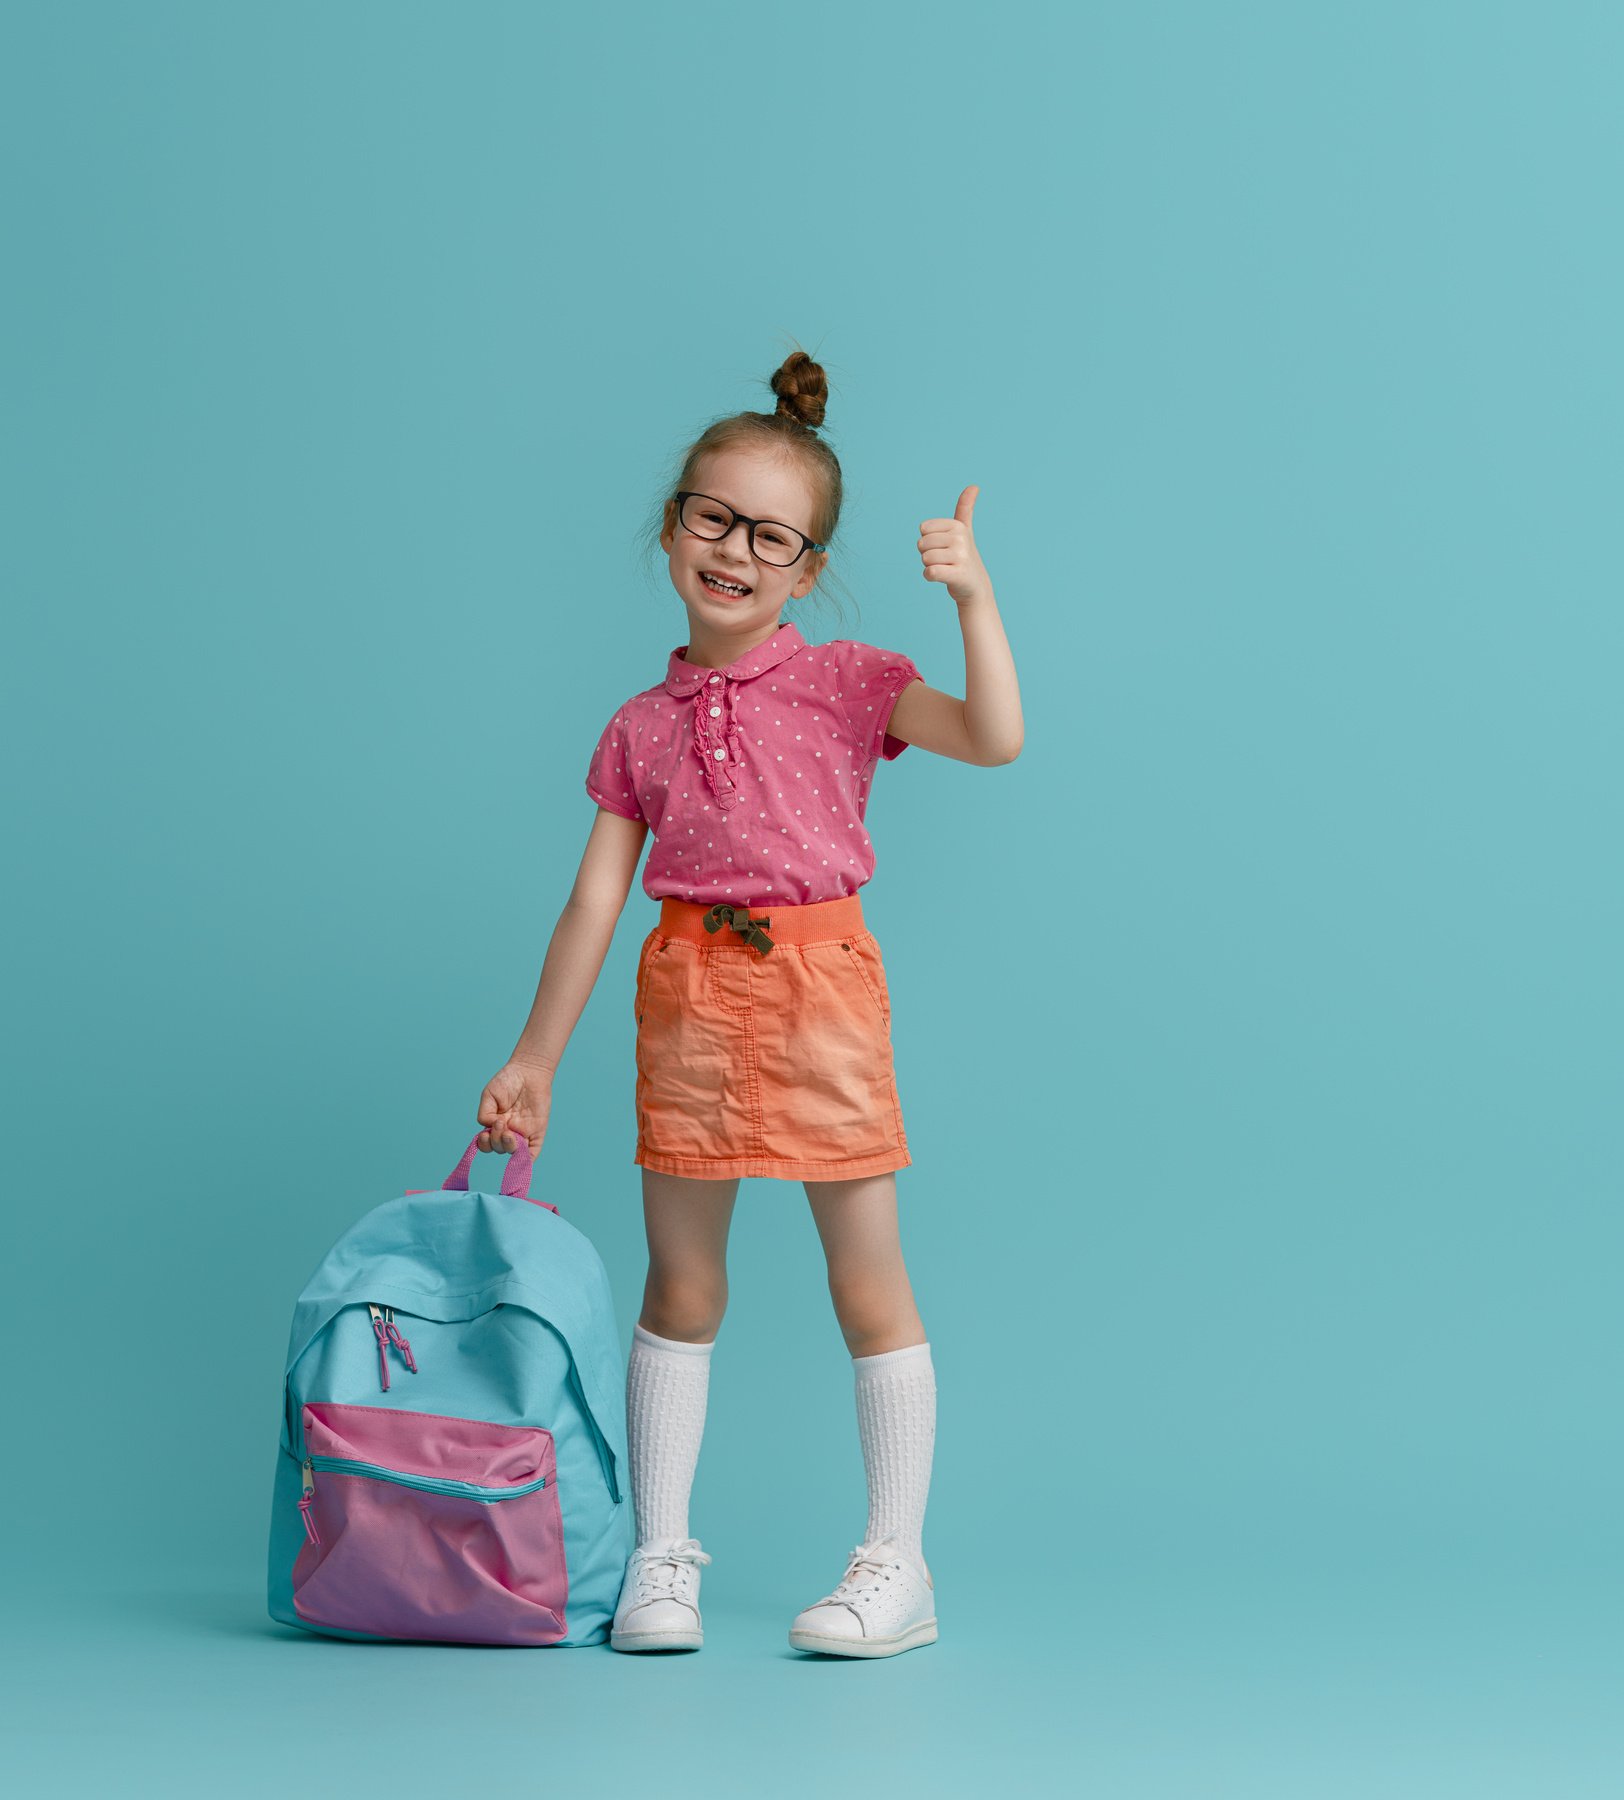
[{"left": 662, "top": 621, "right": 808, "bottom": 696}]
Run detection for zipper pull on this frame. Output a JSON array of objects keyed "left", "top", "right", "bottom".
[
  {"left": 368, "top": 1304, "right": 390, "bottom": 1391},
  {"left": 298, "top": 1459, "right": 321, "bottom": 1546},
  {"left": 383, "top": 1306, "right": 417, "bottom": 1375}
]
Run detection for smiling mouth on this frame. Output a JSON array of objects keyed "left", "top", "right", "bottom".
[{"left": 700, "top": 573, "right": 753, "bottom": 598}]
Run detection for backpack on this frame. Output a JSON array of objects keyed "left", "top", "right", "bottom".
[{"left": 266, "top": 1135, "right": 631, "bottom": 1646}]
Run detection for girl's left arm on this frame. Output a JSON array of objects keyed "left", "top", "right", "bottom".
[{"left": 887, "top": 485, "right": 1024, "bottom": 766}]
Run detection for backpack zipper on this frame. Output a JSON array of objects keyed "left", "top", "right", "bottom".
[
  {"left": 300, "top": 1454, "right": 549, "bottom": 1506},
  {"left": 299, "top": 1459, "right": 321, "bottom": 1545},
  {"left": 367, "top": 1304, "right": 418, "bottom": 1391}
]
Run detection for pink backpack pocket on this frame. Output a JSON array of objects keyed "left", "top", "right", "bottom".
[{"left": 292, "top": 1401, "right": 568, "bottom": 1645}]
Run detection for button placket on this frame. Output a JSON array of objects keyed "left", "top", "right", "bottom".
[{"left": 690, "top": 670, "right": 748, "bottom": 810}]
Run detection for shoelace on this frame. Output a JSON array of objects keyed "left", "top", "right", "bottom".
[
  {"left": 630, "top": 1540, "right": 712, "bottom": 1602},
  {"left": 817, "top": 1540, "right": 908, "bottom": 1607}
]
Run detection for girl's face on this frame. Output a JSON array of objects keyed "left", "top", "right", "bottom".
[{"left": 660, "top": 447, "right": 827, "bottom": 640}]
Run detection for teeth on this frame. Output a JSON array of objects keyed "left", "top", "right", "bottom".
[{"left": 704, "top": 575, "right": 749, "bottom": 595}]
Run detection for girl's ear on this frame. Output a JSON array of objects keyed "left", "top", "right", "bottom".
[{"left": 792, "top": 550, "right": 827, "bottom": 598}]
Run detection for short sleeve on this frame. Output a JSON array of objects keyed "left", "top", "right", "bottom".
[
  {"left": 585, "top": 708, "right": 644, "bottom": 820},
  {"left": 825, "top": 640, "right": 923, "bottom": 765}
]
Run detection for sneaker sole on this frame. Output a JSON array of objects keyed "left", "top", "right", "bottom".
[
  {"left": 788, "top": 1617, "right": 938, "bottom": 1658},
  {"left": 610, "top": 1627, "right": 703, "bottom": 1653}
]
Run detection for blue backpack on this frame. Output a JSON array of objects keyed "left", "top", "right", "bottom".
[{"left": 266, "top": 1137, "right": 631, "bottom": 1646}]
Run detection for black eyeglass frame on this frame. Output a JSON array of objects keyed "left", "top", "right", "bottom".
[{"left": 673, "top": 491, "right": 826, "bottom": 566}]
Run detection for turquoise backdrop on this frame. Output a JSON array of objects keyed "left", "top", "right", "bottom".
[{"left": 4, "top": 2, "right": 1619, "bottom": 1794}]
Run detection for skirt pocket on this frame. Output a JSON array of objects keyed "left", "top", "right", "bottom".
[
  {"left": 843, "top": 932, "right": 893, "bottom": 1033},
  {"left": 634, "top": 932, "right": 669, "bottom": 1026},
  {"left": 291, "top": 1400, "right": 567, "bottom": 1645}
]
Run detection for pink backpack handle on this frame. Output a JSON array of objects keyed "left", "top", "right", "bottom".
[{"left": 433, "top": 1134, "right": 558, "bottom": 1213}]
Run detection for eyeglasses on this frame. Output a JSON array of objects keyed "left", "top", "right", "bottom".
[{"left": 674, "top": 491, "right": 825, "bottom": 568}]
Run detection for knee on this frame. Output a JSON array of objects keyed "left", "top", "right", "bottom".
[
  {"left": 827, "top": 1271, "right": 920, "bottom": 1358},
  {"left": 640, "top": 1269, "right": 728, "bottom": 1343}
]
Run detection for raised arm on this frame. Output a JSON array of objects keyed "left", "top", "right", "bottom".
[{"left": 886, "top": 485, "right": 1023, "bottom": 766}]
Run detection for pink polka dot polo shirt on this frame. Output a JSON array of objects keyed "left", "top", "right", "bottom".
[{"left": 585, "top": 620, "right": 922, "bottom": 905}]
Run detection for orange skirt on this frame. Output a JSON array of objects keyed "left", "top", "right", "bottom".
[{"left": 633, "top": 893, "right": 911, "bottom": 1182}]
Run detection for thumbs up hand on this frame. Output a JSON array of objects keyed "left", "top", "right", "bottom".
[{"left": 917, "top": 485, "right": 991, "bottom": 607}]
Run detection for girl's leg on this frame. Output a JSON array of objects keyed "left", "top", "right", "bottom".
[
  {"left": 805, "top": 1172, "right": 935, "bottom": 1573},
  {"left": 612, "top": 1170, "right": 739, "bottom": 1651},
  {"left": 638, "top": 1167, "right": 738, "bottom": 1342},
  {"left": 804, "top": 1170, "right": 925, "bottom": 1355},
  {"left": 626, "top": 1169, "right": 739, "bottom": 1548}
]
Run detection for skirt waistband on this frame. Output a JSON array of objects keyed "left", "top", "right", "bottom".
[{"left": 656, "top": 893, "right": 865, "bottom": 953}]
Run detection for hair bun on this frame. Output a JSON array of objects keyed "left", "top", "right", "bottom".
[{"left": 769, "top": 349, "right": 828, "bottom": 431}]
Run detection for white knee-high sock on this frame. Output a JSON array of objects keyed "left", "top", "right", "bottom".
[
  {"left": 853, "top": 1341, "right": 936, "bottom": 1571},
  {"left": 625, "top": 1323, "right": 713, "bottom": 1547}
]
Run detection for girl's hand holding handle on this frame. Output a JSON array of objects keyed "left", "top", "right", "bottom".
[
  {"left": 917, "top": 485, "right": 992, "bottom": 607},
  {"left": 476, "top": 1058, "right": 554, "bottom": 1158}
]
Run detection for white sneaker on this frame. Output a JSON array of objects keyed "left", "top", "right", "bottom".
[
  {"left": 788, "top": 1536, "right": 938, "bottom": 1658},
  {"left": 610, "top": 1537, "right": 712, "bottom": 1652}
]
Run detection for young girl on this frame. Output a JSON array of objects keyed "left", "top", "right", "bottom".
[{"left": 474, "top": 350, "right": 1023, "bottom": 1657}]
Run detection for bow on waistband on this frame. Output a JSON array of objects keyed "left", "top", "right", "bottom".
[{"left": 703, "top": 903, "right": 775, "bottom": 954}]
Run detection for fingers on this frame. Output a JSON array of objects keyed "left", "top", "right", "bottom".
[
  {"left": 478, "top": 1080, "right": 513, "bottom": 1153},
  {"left": 919, "top": 487, "right": 980, "bottom": 535},
  {"left": 477, "top": 1065, "right": 551, "bottom": 1160},
  {"left": 918, "top": 489, "right": 983, "bottom": 587}
]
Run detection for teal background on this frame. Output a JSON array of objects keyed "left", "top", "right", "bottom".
[{"left": 4, "top": 2, "right": 1620, "bottom": 1794}]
